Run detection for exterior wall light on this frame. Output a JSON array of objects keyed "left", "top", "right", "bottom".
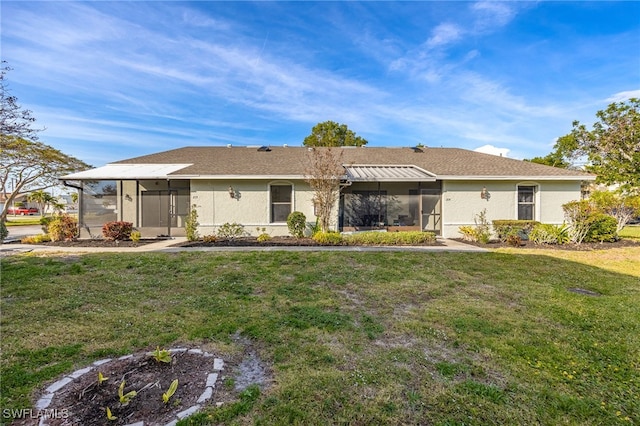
[
  {"left": 480, "top": 186, "right": 491, "bottom": 200},
  {"left": 228, "top": 186, "right": 241, "bottom": 200}
]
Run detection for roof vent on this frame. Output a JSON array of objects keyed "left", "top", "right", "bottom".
[
  {"left": 411, "top": 146, "right": 424, "bottom": 153},
  {"left": 257, "top": 145, "right": 271, "bottom": 152},
  {"left": 227, "top": 144, "right": 232, "bottom": 148},
  {"left": 283, "top": 144, "right": 288, "bottom": 148}
]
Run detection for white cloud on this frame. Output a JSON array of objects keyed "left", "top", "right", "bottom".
[
  {"left": 474, "top": 144, "right": 511, "bottom": 157},
  {"left": 606, "top": 90, "right": 640, "bottom": 102},
  {"left": 426, "top": 23, "right": 463, "bottom": 49},
  {"left": 470, "top": 1, "right": 518, "bottom": 31}
]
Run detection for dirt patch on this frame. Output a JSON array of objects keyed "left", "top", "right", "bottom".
[
  {"left": 568, "top": 288, "right": 602, "bottom": 297},
  {"left": 231, "top": 333, "right": 273, "bottom": 393},
  {"left": 234, "top": 351, "right": 270, "bottom": 392}
]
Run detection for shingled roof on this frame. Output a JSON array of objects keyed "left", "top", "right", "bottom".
[{"left": 64, "top": 146, "right": 595, "bottom": 181}]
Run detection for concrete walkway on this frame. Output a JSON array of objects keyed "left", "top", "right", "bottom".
[{"left": 0, "top": 237, "right": 487, "bottom": 256}]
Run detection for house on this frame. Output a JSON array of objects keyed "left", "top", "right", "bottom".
[{"left": 61, "top": 146, "right": 596, "bottom": 239}]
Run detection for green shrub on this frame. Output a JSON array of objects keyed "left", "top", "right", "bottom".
[
  {"left": 458, "top": 226, "right": 477, "bottom": 242},
  {"left": 185, "top": 205, "right": 199, "bottom": 242},
  {"left": 312, "top": 231, "right": 344, "bottom": 245},
  {"left": 308, "top": 218, "right": 321, "bottom": 236},
  {"left": 505, "top": 233, "right": 522, "bottom": 247},
  {"left": 287, "top": 211, "right": 306, "bottom": 238},
  {"left": 563, "top": 200, "right": 596, "bottom": 244},
  {"left": 474, "top": 209, "right": 491, "bottom": 243},
  {"left": 585, "top": 213, "right": 618, "bottom": 243},
  {"left": 256, "top": 227, "right": 271, "bottom": 242},
  {"left": 563, "top": 200, "right": 619, "bottom": 244},
  {"left": 102, "top": 221, "right": 133, "bottom": 241},
  {"left": 529, "top": 223, "right": 570, "bottom": 245},
  {"left": 130, "top": 230, "right": 141, "bottom": 243},
  {"left": 0, "top": 221, "right": 9, "bottom": 242},
  {"left": 48, "top": 214, "right": 78, "bottom": 242},
  {"left": 344, "top": 231, "right": 436, "bottom": 246},
  {"left": 39, "top": 216, "right": 53, "bottom": 234},
  {"left": 257, "top": 233, "right": 272, "bottom": 243},
  {"left": 492, "top": 220, "right": 538, "bottom": 242},
  {"left": 458, "top": 210, "right": 491, "bottom": 243},
  {"left": 217, "top": 222, "right": 246, "bottom": 239}
]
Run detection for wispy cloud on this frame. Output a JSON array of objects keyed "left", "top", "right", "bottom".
[
  {"left": 425, "top": 23, "right": 463, "bottom": 49},
  {"left": 2, "top": 1, "right": 637, "bottom": 165},
  {"left": 470, "top": 1, "right": 518, "bottom": 31},
  {"left": 606, "top": 90, "right": 640, "bottom": 103}
]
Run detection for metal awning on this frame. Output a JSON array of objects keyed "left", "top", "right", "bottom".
[
  {"left": 61, "top": 164, "right": 192, "bottom": 180},
  {"left": 344, "top": 165, "right": 436, "bottom": 182}
]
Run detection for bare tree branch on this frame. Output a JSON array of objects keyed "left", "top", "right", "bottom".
[{"left": 303, "top": 147, "right": 345, "bottom": 232}]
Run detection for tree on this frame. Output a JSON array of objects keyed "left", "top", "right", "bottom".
[
  {"left": 304, "top": 147, "right": 345, "bottom": 232},
  {"left": 524, "top": 150, "right": 572, "bottom": 169},
  {"left": 589, "top": 189, "right": 640, "bottom": 233},
  {"left": 0, "top": 62, "right": 43, "bottom": 144},
  {"left": 27, "top": 190, "right": 55, "bottom": 216},
  {"left": 1, "top": 138, "right": 89, "bottom": 221},
  {"left": 303, "top": 121, "right": 368, "bottom": 147},
  {"left": 561, "top": 98, "right": 639, "bottom": 192},
  {"left": 1, "top": 64, "right": 90, "bottom": 222}
]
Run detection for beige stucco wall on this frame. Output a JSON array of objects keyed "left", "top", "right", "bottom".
[
  {"left": 190, "top": 179, "right": 319, "bottom": 236},
  {"left": 120, "top": 181, "right": 138, "bottom": 225},
  {"left": 99, "top": 177, "right": 583, "bottom": 240},
  {"left": 440, "top": 180, "right": 583, "bottom": 238}
]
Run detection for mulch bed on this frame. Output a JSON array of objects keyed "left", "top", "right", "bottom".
[
  {"left": 179, "top": 236, "right": 325, "bottom": 247},
  {"left": 175, "top": 236, "right": 444, "bottom": 248},
  {"left": 16, "top": 236, "right": 638, "bottom": 250},
  {"left": 37, "top": 239, "right": 159, "bottom": 248},
  {"left": 453, "top": 238, "right": 640, "bottom": 251},
  {"left": 20, "top": 350, "right": 215, "bottom": 426}
]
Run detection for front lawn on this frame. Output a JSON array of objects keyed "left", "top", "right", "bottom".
[
  {"left": 3, "top": 217, "right": 42, "bottom": 226},
  {"left": 620, "top": 225, "right": 640, "bottom": 239},
  {"left": 1, "top": 248, "right": 638, "bottom": 425}
]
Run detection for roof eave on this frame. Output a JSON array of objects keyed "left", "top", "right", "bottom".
[
  {"left": 438, "top": 175, "right": 597, "bottom": 181},
  {"left": 172, "top": 174, "right": 307, "bottom": 180},
  {"left": 347, "top": 177, "right": 437, "bottom": 182}
]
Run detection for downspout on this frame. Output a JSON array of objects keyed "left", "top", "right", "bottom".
[
  {"left": 118, "top": 181, "right": 124, "bottom": 221},
  {"left": 136, "top": 181, "right": 140, "bottom": 229},
  {"left": 377, "top": 181, "right": 382, "bottom": 227},
  {"left": 167, "top": 179, "right": 171, "bottom": 237},
  {"left": 62, "top": 180, "right": 83, "bottom": 237}
]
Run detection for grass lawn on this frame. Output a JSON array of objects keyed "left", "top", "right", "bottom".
[
  {"left": 4, "top": 217, "right": 43, "bottom": 226},
  {"left": 620, "top": 225, "right": 640, "bottom": 239},
  {"left": 1, "top": 248, "right": 639, "bottom": 425}
]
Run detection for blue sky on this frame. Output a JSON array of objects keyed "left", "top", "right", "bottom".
[{"left": 2, "top": 1, "right": 639, "bottom": 167}]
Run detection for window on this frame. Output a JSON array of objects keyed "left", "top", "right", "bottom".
[
  {"left": 517, "top": 186, "right": 536, "bottom": 220},
  {"left": 271, "top": 185, "right": 292, "bottom": 222}
]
